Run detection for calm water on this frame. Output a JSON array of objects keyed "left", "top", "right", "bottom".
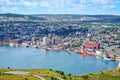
[{"left": 0, "top": 46, "right": 118, "bottom": 75}]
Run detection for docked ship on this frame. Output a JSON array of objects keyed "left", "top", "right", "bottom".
[
  {"left": 80, "top": 51, "right": 93, "bottom": 56},
  {"left": 80, "top": 49, "right": 93, "bottom": 56},
  {"left": 0, "top": 42, "right": 4, "bottom": 46},
  {"left": 79, "top": 41, "right": 100, "bottom": 56},
  {"left": 103, "top": 53, "right": 115, "bottom": 61}
]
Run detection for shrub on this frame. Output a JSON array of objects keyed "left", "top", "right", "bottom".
[
  {"left": 51, "top": 76, "right": 58, "bottom": 80},
  {"left": 62, "top": 76, "right": 66, "bottom": 79},
  {"left": 50, "top": 69, "right": 52, "bottom": 71},
  {"left": 24, "top": 78, "right": 28, "bottom": 80},
  {"left": 101, "top": 71, "right": 104, "bottom": 74},
  {"left": 56, "top": 70, "right": 64, "bottom": 75},
  {"left": 68, "top": 74, "right": 71, "bottom": 76},
  {"left": 81, "top": 75, "right": 89, "bottom": 80}
]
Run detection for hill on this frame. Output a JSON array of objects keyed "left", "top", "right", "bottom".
[
  {"left": 0, "top": 13, "right": 46, "bottom": 21},
  {"left": 0, "top": 68, "right": 120, "bottom": 80},
  {"left": 0, "top": 13, "right": 120, "bottom": 22},
  {"left": 35, "top": 14, "right": 120, "bottom": 22}
]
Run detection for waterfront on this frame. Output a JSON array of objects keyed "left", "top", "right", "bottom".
[{"left": 0, "top": 46, "right": 118, "bottom": 75}]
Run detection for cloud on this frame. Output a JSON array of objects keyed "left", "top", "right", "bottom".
[
  {"left": 0, "top": 0, "right": 38, "bottom": 7},
  {"left": 0, "top": 0, "right": 19, "bottom": 5},
  {"left": 40, "top": 0, "right": 50, "bottom": 7},
  {"left": 77, "top": 0, "right": 118, "bottom": 10},
  {"left": 0, "top": 0, "right": 119, "bottom": 13},
  {"left": 19, "top": 0, "right": 38, "bottom": 7},
  {"left": 0, "top": 0, "right": 13, "bottom": 5},
  {"left": 0, "top": 7, "right": 18, "bottom": 12},
  {"left": 39, "top": 0, "right": 66, "bottom": 8}
]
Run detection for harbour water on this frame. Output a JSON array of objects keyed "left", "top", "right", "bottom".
[{"left": 0, "top": 46, "right": 118, "bottom": 75}]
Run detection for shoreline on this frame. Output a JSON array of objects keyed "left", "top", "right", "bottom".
[
  {"left": 0, "top": 66, "right": 120, "bottom": 76},
  {"left": 0, "top": 44, "right": 119, "bottom": 76},
  {"left": 2, "top": 43, "right": 120, "bottom": 60},
  {"left": 1, "top": 43, "right": 120, "bottom": 62}
]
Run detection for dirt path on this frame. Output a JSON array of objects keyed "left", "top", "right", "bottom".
[
  {"left": 34, "top": 74, "right": 46, "bottom": 80},
  {"left": 5, "top": 71, "right": 46, "bottom": 80},
  {"left": 5, "top": 71, "right": 29, "bottom": 75}
]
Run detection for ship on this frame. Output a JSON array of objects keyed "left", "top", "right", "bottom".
[
  {"left": 79, "top": 46, "right": 93, "bottom": 56},
  {"left": 103, "top": 54, "right": 116, "bottom": 61},
  {"left": 0, "top": 42, "right": 4, "bottom": 46},
  {"left": 80, "top": 51, "right": 93, "bottom": 56}
]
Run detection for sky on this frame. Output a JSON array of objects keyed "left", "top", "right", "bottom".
[{"left": 0, "top": 0, "right": 120, "bottom": 15}]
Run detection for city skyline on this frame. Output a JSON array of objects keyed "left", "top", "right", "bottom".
[{"left": 0, "top": 0, "right": 120, "bottom": 15}]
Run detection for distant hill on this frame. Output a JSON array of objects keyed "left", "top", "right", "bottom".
[
  {"left": 0, "top": 13, "right": 120, "bottom": 22},
  {"left": 34, "top": 14, "right": 120, "bottom": 22},
  {"left": 0, "top": 13, "right": 46, "bottom": 21}
]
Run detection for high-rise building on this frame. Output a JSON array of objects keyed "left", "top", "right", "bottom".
[
  {"left": 51, "top": 37, "right": 56, "bottom": 45},
  {"left": 42, "top": 37, "right": 50, "bottom": 46}
]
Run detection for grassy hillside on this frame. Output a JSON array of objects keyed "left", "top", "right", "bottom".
[{"left": 0, "top": 68, "right": 120, "bottom": 80}]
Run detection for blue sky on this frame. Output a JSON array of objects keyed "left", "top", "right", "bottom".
[{"left": 0, "top": 0, "right": 120, "bottom": 15}]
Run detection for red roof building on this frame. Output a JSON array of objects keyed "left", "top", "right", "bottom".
[{"left": 84, "top": 42, "right": 100, "bottom": 50}]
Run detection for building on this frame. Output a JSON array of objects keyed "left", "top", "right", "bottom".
[
  {"left": 9, "top": 40, "right": 18, "bottom": 47},
  {"left": 51, "top": 37, "right": 56, "bottom": 45},
  {"left": 84, "top": 42, "right": 100, "bottom": 50},
  {"left": 42, "top": 37, "right": 50, "bottom": 46},
  {"left": 3, "top": 36, "right": 11, "bottom": 43}
]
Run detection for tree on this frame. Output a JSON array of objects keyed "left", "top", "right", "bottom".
[
  {"left": 0, "top": 72, "right": 2, "bottom": 75},
  {"left": 81, "top": 75, "right": 89, "bottom": 80},
  {"left": 101, "top": 71, "right": 103, "bottom": 74},
  {"left": 56, "top": 70, "right": 64, "bottom": 75},
  {"left": 68, "top": 74, "right": 71, "bottom": 76},
  {"left": 51, "top": 76, "right": 58, "bottom": 80},
  {"left": 7, "top": 67, "right": 10, "bottom": 69},
  {"left": 74, "top": 40, "right": 83, "bottom": 47},
  {"left": 50, "top": 69, "right": 52, "bottom": 71}
]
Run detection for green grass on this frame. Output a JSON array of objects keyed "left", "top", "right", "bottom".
[
  {"left": 0, "top": 75, "right": 39, "bottom": 80},
  {"left": 1, "top": 68, "right": 120, "bottom": 80},
  {"left": 80, "top": 68, "right": 120, "bottom": 80}
]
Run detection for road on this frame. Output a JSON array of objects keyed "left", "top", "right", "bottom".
[{"left": 5, "top": 71, "right": 46, "bottom": 80}]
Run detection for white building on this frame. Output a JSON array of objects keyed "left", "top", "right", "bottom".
[{"left": 42, "top": 37, "right": 50, "bottom": 46}]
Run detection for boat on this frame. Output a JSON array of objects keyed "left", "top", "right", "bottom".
[
  {"left": 105, "top": 54, "right": 111, "bottom": 58},
  {"left": 80, "top": 51, "right": 93, "bottom": 56},
  {"left": 103, "top": 55, "right": 111, "bottom": 60},
  {"left": 103, "top": 54, "right": 116, "bottom": 61},
  {"left": 106, "top": 54, "right": 116, "bottom": 61},
  {"left": 0, "top": 42, "right": 4, "bottom": 46}
]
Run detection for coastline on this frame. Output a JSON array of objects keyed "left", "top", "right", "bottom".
[
  {"left": 0, "top": 44, "right": 119, "bottom": 76},
  {"left": 2, "top": 43, "right": 120, "bottom": 62},
  {"left": 0, "top": 67, "right": 120, "bottom": 80}
]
